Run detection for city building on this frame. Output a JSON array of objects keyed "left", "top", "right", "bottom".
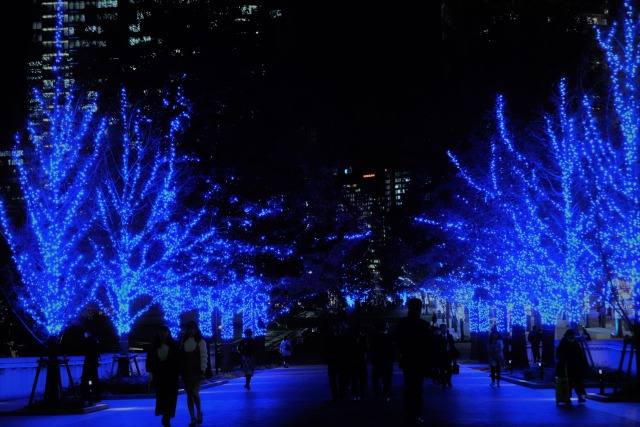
[{"left": 339, "top": 166, "right": 411, "bottom": 294}]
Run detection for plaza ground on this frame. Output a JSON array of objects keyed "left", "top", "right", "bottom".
[{"left": 1, "top": 362, "right": 639, "bottom": 427}]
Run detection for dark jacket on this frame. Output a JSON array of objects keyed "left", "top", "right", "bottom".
[
  {"left": 435, "top": 330, "right": 459, "bottom": 365},
  {"left": 394, "top": 316, "right": 433, "bottom": 372},
  {"left": 238, "top": 337, "right": 257, "bottom": 357},
  {"left": 555, "top": 337, "right": 588, "bottom": 378}
]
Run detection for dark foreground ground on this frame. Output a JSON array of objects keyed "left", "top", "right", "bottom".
[{"left": 1, "top": 362, "right": 639, "bottom": 427}]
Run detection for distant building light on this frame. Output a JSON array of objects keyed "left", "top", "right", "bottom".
[{"left": 363, "top": 174, "right": 375, "bottom": 178}]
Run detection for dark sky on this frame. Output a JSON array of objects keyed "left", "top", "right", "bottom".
[
  {"left": 2, "top": 2, "right": 32, "bottom": 146},
  {"left": 1, "top": 2, "right": 593, "bottom": 178},
  {"left": 275, "top": 2, "right": 447, "bottom": 171}
]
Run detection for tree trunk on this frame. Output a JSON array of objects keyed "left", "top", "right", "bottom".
[
  {"left": 510, "top": 325, "right": 529, "bottom": 369},
  {"left": 541, "top": 324, "right": 556, "bottom": 367},
  {"left": 469, "top": 331, "right": 488, "bottom": 362},
  {"left": 31, "top": 335, "right": 78, "bottom": 407},
  {"left": 116, "top": 332, "right": 130, "bottom": 377},
  {"left": 221, "top": 339, "right": 234, "bottom": 372}
]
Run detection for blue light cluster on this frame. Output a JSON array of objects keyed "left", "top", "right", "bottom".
[
  {"left": 415, "top": 2, "right": 639, "bottom": 333},
  {"left": 0, "top": 1, "right": 290, "bottom": 345}
]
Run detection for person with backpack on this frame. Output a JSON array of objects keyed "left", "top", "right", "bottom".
[{"left": 280, "top": 337, "right": 293, "bottom": 368}]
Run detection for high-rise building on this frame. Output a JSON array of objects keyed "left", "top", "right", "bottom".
[
  {"left": 2, "top": 0, "right": 288, "bottom": 218},
  {"left": 339, "top": 167, "right": 411, "bottom": 289}
]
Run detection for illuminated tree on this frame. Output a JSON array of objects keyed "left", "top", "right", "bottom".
[
  {"left": 0, "top": 3, "right": 106, "bottom": 345},
  {"left": 418, "top": 2, "right": 640, "bottom": 372},
  {"left": 0, "top": 0, "right": 108, "bottom": 405},
  {"left": 91, "top": 86, "right": 244, "bottom": 360},
  {"left": 585, "top": 1, "right": 640, "bottom": 335}
]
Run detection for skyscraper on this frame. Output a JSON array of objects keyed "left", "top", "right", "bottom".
[{"left": 339, "top": 167, "right": 411, "bottom": 291}]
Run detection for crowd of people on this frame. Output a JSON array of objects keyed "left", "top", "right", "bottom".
[
  {"left": 322, "top": 298, "right": 464, "bottom": 425},
  {"left": 77, "top": 300, "right": 590, "bottom": 427}
]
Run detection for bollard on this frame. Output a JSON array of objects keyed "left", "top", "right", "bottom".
[
  {"left": 538, "top": 362, "right": 544, "bottom": 380},
  {"left": 599, "top": 369, "right": 605, "bottom": 395}
]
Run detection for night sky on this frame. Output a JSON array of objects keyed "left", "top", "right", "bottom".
[
  {"left": 2, "top": 1, "right": 32, "bottom": 147},
  {"left": 1, "top": 2, "right": 595, "bottom": 180}
]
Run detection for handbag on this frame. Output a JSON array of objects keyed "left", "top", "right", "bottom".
[{"left": 452, "top": 360, "right": 460, "bottom": 375}]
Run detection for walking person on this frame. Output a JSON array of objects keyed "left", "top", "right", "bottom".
[
  {"left": 487, "top": 329, "right": 505, "bottom": 387},
  {"left": 324, "top": 322, "right": 350, "bottom": 402},
  {"left": 528, "top": 325, "right": 543, "bottom": 363},
  {"left": 436, "top": 323, "right": 459, "bottom": 388},
  {"left": 556, "top": 328, "right": 589, "bottom": 403},
  {"left": 280, "top": 337, "right": 292, "bottom": 368},
  {"left": 370, "top": 320, "right": 394, "bottom": 401},
  {"left": 80, "top": 329, "right": 102, "bottom": 405},
  {"left": 146, "top": 325, "right": 180, "bottom": 427},
  {"left": 350, "top": 324, "right": 368, "bottom": 400},
  {"left": 178, "top": 321, "right": 207, "bottom": 426},
  {"left": 238, "top": 328, "right": 258, "bottom": 390},
  {"left": 394, "top": 298, "right": 434, "bottom": 425}
]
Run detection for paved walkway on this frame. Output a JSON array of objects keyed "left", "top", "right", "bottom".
[{"left": 1, "top": 363, "right": 638, "bottom": 427}]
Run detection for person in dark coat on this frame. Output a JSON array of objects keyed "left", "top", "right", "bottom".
[
  {"left": 178, "top": 321, "right": 207, "bottom": 426},
  {"left": 324, "top": 322, "right": 351, "bottom": 402},
  {"left": 350, "top": 324, "right": 368, "bottom": 400},
  {"left": 556, "top": 328, "right": 589, "bottom": 403},
  {"left": 146, "top": 325, "right": 180, "bottom": 427},
  {"left": 81, "top": 329, "right": 101, "bottom": 405},
  {"left": 394, "top": 298, "right": 434, "bottom": 425},
  {"left": 370, "top": 320, "right": 394, "bottom": 401},
  {"left": 237, "top": 328, "right": 258, "bottom": 390},
  {"left": 487, "top": 330, "right": 505, "bottom": 387},
  {"left": 528, "top": 325, "right": 543, "bottom": 363},
  {"left": 435, "top": 323, "right": 458, "bottom": 388}
]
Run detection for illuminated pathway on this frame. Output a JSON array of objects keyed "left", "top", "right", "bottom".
[{"left": 1, "top": 363, "right": 638, "bottom": 427}]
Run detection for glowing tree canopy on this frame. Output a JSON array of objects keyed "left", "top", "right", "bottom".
[
  {"left": 0, "top": 1, "right": 106, "bottom": 341},
  {"left": 418, "top": 2, "right": 639, "bottom": 332},
  {"left": 91, "top": 86, "right": 251, "bottom": 341}
]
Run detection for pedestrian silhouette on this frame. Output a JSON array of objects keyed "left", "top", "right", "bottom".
[
  {"left": 350, "top": 324, "right": 368, "bottom": 400},
  {"left": 324, "top": 321, "right": 350, "bottom": 402},
  {"left": 487, "top": 330, "right": 505, "bottom": 387},
  {"left": 237, "top": 328, "right": 258, "bottom": 390},
  {"left": 146, "top": 325, "right": 180, "bottom": 427},
  {"left": 394, "top": 298, "right": 434, "bottom": 425},
  {"left": 178, "top": 320, "right": 207, "bottom": 426},
  {"left": 81, "top": 329, "right": 101, "bottom": 405},
  {"left": 370, "top": 320, "right": 394, "bottom": 401},
  {"left": 436, "top": 323, "right": 459, "bottom": 388},
  {"left": 555, "top": 328, "right": 589, "bottom": 403},
  {"left": 528, "top": 325, "right": 543, "bottom": 363},
  {"left": 280, "top": 337, "right": 292, "bottom": 368}
]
